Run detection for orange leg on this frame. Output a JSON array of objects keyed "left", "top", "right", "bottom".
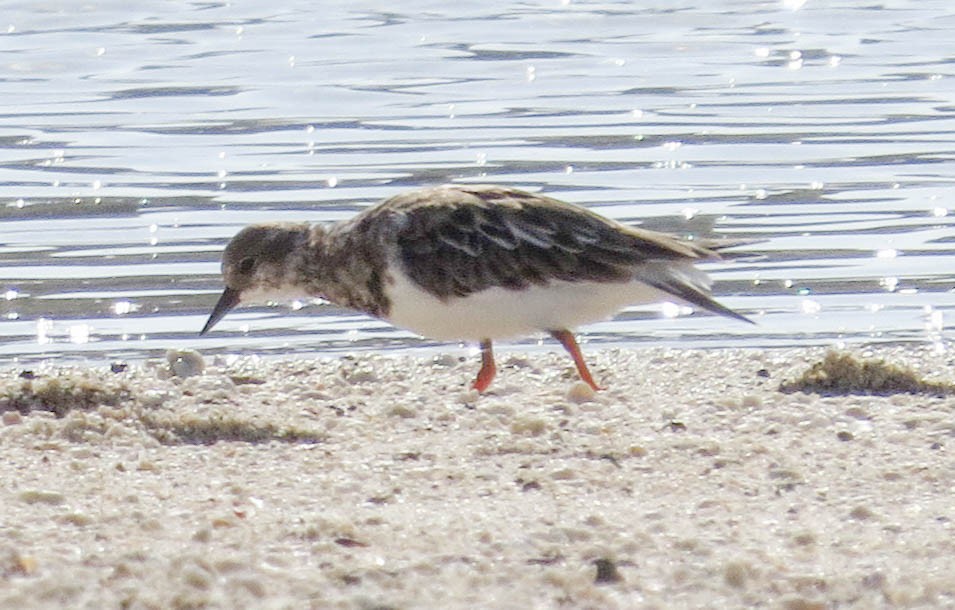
[
  {"left": 550, "top": 329, "right": 603, "bottom": 391},
  {"left": 472, "top": 339, "right": 497, "bottom": 393}
]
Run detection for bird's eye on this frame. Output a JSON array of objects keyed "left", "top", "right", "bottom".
[{"left": 238, "top": 257, "right": 256, "bottom": 274}]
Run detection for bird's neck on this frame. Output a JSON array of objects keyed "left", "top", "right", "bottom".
[{"left": 303, "top": 222, "right": 392, "bottom": 317}]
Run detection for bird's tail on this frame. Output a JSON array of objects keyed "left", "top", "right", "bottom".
[{"left": 638, "top": 262, "right": 753, "bottom": 324}]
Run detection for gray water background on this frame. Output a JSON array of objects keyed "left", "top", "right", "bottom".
[{"left": 2, "top": 0, "right": 955, "bottom": 365}]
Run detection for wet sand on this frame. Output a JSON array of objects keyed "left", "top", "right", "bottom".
[{"left": 1, "top": 345, "right": 954, "bottom": 609}]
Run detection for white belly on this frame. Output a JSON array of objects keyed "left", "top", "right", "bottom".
[{"left": 383, "top": 270, "right": 676, "bottom": 341}]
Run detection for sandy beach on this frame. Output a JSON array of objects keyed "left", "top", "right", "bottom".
[{"left": 1, "top": 345, "right": 954, "bottom": 609}]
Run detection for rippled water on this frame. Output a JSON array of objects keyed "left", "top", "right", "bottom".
[{"left": 2, "top": 1, "right": 955, "bottom": 365}]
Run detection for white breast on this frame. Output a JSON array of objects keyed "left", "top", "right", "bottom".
[{"left": 383, "top": 269, "right": 678, "bottom": 341}]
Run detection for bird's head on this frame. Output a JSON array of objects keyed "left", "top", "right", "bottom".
[{"left": 200, "top": 223, "right": 311, "bottom": 335}]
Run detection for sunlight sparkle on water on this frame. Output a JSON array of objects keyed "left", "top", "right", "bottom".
[
  {"left": 787, "top": 59, "right": 803, "bottom": 70},
  {"left": 69, "top": 324, "right": 91, "bottom": 344},
  {"left": 36, "top": 319, "right": 53, "bottom": 345},
  {"left": 113, "top": 300, "right": 138, "bottom": 315},
  {"left": 800, "top": 300, "right": 822, "bottom": 315},
  {"left": 923, "top": 306, "right": 944, "bottom": 333},
  {"left": 661, "top": 302, "right": 693, "bottom": 319}
]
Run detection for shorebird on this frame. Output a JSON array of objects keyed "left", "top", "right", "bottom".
[{"left": 200, "top": 185, "right": 750, "bottom": 392}]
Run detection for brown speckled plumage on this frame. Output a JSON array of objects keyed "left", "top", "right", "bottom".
[{"left": 305, "top": 222, "right": 393, "bottom": 318}]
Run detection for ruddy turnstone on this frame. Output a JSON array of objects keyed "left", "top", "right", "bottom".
[{"left": 200, "top": 185, "right": 750, "bottom": 392}]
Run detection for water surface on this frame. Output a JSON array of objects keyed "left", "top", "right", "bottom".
[{"left": 2, "top": 1, "right": 955, "bottom": 365}]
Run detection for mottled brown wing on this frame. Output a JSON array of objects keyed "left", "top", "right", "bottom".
[{"left": 388, "top": 185, "right": 720, "bottom": 300}]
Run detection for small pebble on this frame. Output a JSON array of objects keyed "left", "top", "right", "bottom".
[
  {"left": 388, "top": 405, "right": 416, "bottom": 419},
  {"left": 20, "top": 555, "right": 39, "bottom": 574},
  {"left": 432, "top": 354, "right": 457, "bottom": 367},
  {"left": 845, "top": 406, "right": 870, "bottom": 420},
  {"left": 460, "top": 390, "right": 480, "bottom": 405},
  {"left": 724, "top": 560, "right": 751, "bottom": 588},
  {"left": 510, "top": 417, "right": 548, "bottom": 436},
  {"left": 140, "top": 389, "right": 174, "bottom": 408},
  {"left": 182, "top": 567, "right": 212, "bottom": 590},
  {"left": 19, "top": 489, "right": 66, "bottom": 505},
  {"left": 342, "top": 367, "right": 377, "bottom": 384},
  {"left": 503, "top": 355, "right": 532, "bottom": 369},
  {"left": 792, "top": 532, "right": 816, "bottom": 546},
  {"left": 551, "top": 468, "right": 576, "bottom": 480},
  {"left": 234, "top": 577, "right": 267, "bottom": 598},
  {"left": 9, "top": 553, "right": 37, "bottom": 575},
  {"left": 137, "top": 459, "right": 159, "bottom": 472},
  {"left": 781, "top": 597, "right": 826, "bottom": 610},
  {"left": 2, "top": 411, "right": 22, "bottom": 426},
  {"left": 166, "top": 349, "right": 205, "bottom": 378},
  {"left": 594, "top": 558, "right": 623, "bottom": 584},
  {"left": 58, "top": 512, "right": 94, "bottom": 526},
  {"left": 566, "top": 381, "right": 596, "bottom": 403},
  {"left": 862, "top": 571, "right": 886, "bottom": 589}
]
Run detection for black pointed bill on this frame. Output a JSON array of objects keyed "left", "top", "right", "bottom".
[{"left": 200, "top": 287, "right": 241, "bottom": 335}]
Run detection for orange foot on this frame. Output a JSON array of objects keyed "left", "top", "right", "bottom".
[
  {"left": 550, "top": 329, "right": 603, "bottom": 391},
  {"left": 471, "top": 339, "right": 497, "bottom": 393}
]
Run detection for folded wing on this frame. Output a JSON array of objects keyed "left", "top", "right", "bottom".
[{"left": 377, "top": 185, "right": 746, "bottom": 322}]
